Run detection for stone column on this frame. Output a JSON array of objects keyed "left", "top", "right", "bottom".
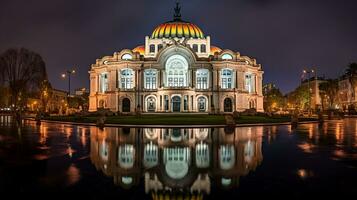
[
  {"left": 109, "top": 70, "right": 117, "bottom": 91},
  {"left": 237, "top": 71, "right": 245, "bottom": 91},
  {"left": 212, "top": 70, "right": 217, "bottom": 90},
  {"left": 192, "top": 70, "right": 196, "bottom": 88},
  {"left": 162, "top": 70, "right": 166, "bottom": 88}
]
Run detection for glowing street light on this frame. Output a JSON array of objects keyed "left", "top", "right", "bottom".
[{"left": 61, "top": 68, "right": 76, "bottom": 96}]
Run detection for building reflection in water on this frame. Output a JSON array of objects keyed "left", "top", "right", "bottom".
[{"left": 90, "top": 126, "right": 263, "bottom": 199}]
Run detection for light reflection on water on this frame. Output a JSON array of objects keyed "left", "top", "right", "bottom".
[
  {"left": 1, "top": 116, "right": 357, "bottom": 198},
  {"left": 89, "top": 126, "right": 263, "bottom": 198}
]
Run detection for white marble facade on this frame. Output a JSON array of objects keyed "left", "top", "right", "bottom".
[{"left": 89, "top": 14, "right": 264, "bottom": 114}]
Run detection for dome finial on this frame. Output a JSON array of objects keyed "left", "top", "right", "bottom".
[{"left": 173, "top": 1, "right": 182, "bottom": 21}]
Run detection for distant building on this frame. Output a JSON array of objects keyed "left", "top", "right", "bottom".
[
  {"left": 75, "top": 88, "right": 88, "bottom": 96},
  {"left": 338, "top": 77, "right": 357, "bottom": 110},
  {"left": 48, "top": 89, "right": 68, "bottom": 113}
]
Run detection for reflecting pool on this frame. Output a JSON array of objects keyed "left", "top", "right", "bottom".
[{"left": 1, "top": 115, "right": 357, "bottom": 198}]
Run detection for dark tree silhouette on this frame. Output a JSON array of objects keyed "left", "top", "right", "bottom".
[{"left": 0, "top": 48, "right": 48, "bottom": 125}]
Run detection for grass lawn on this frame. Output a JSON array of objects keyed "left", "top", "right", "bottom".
[
  {"left": 45, "top": 115, "right": 226, "bottom": 125},
  {"left": 44, "top": 114, "right": 317, "bottom": 125}
]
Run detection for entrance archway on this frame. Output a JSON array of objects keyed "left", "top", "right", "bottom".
[
  {"left": 122, "top": 98, "right": 131, "bottom": 112},
  {"left": 146, "top": 96, "right": 156, "bottom": 112},
  {"left": 224, "top": 98, "right": 233, "bottom": 112},
  {"left": 172, "top": 96, "right": 181, "bottom": 112},
  {"left": 197, "top": 96, "right": 207, "bottom": 112}
]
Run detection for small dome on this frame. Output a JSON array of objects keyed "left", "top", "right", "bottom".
[
  {"left": 132, "top": 45, "right": 145, "bottom": 55},
  {"left": 151, "top": 21, "right": 204, "bottom": 39},
  {"left": 210, "top": 46, "right": 222, "bottom": 55}
]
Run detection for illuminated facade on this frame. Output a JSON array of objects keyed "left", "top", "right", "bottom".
[
  {"left": 89, "top": 3, "right": 264, "bottom": 113},
  {"left": 90, "top": 126, "right": 263, "bottom": 198}
]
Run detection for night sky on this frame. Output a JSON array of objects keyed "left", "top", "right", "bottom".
[{"left": 1, "top": 0, "right": 356, "bottom": 94}]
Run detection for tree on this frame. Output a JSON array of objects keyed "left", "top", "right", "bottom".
[
  {"left": 0, "top": 86, "right": 9, "bottom": 108},
  {"left": 0, "top": 48, "right": 48, "bottom": 124},
  {"left": 263, "top": 84, "right": 285, "bottom": 112},
  {"left": 345, "top": 63, "right": 357, "bottom": 99},
  {"left": 319, "top": 79, "right": 339, "bottom": 110},
  {"left": 39, "top": 80, "right": 53, "bottom": 113},
  {"left": 287, "top": 85, "right": 309, "bottom": 111}
]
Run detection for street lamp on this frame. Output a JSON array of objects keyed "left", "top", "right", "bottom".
[
  {"left": 302, "top": 68, "right": 316, "bottom": 116},
  {"left": 61, "top": 69, "right": 76, "bottom": 97}
]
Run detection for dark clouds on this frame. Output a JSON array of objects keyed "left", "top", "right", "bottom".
[{"left": 0, "top": 0, "right": 356, "bottom": 93}]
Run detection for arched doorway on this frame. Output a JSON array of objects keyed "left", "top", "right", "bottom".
[
  {"left": 98, "top": 100, "right": 104, "bottom": 108},
  {"left": 197, "top": 96, "right": 207, "bottom": 112},
  {"left": 249, "top": 100, "right": 255, "bottom": 109},
  {"left": 146, "top": 96, "right": 156, "bottom": 112},
  {"left": 172, "top": 96, "right": 181, "bottom": 112},
  {"left": 122, "top": 98, "right": 130, "bottom": 112},
  {"left": 224, "top": 98, "right": 233, "bottom": 112}
]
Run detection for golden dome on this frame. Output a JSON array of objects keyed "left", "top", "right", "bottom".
[
  {"left": 151, "top": 21, "right": 205, "bottom": 39},
  {"left": 132, "top": 45, "right": 145, "bottom": 55},
  {"left": 151, "top": 2, "right": 204, "bottom": 39}
]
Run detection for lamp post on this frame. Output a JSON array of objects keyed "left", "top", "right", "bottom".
[
  {"left": 61, "top": 69, "right": 76, "bottom": 97},
  {"left": 303, "top": 68, "right": 316, "bottom": 116}
]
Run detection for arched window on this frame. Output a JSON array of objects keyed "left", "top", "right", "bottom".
[
  {"left": 193, "top": 44, "right": 198, "bottom": 52},
  {"left": 245, "top": 74, "right": 256, "bottom": 93},
  {"left": 221, "top": 69, "right": 233, "bottom": 89},
  {"left": 222, "top": 53, "right": 233, "bottom": 60},
  {"left": 149, "top": 44, "right": 155, "bottom": 53},
  {"left": 224, "top": 98, "right": 233, "bottom": 112},
  {"left": 122, "top": 98, "right": 130, "bottom": 112},
  {"left": 146, "top": 96, "right": 156, "bottom": 112},
  {"left": 197, "top": 96, "right": 207, "bottom": 112},
  {"left": 121, "top": 69, "right": 134, "bottom": 89},
  {"left": 196, "top": 69, "right": 209, "bottom": 89},
  {"left": 99, "top": 72, "right": 109, "bottom": 93},
  {"left": 200, "top": 44, "right": 206, "bottom": 53},
  {"left": 166, "top": 55, "right": 188, "bottom": 87},
  {"left": 144, "top": 69, "right": 157, "bottom": 89},
  {"left": 121, "top": 53, "right": 132, "bottom": 60}
]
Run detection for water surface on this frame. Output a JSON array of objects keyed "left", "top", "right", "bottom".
[{"left": 0, "top": 116, "right": 357, "bottom": 198}]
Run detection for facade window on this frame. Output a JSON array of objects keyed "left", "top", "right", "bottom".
[
  {"left": 245, "top": 74, "right": 255, "bottom": 93},
  {"left": 164, "top": 95, "right": 169, "bottom": 111},
  {"left": 184, "top": 95, "right": 188, "bottom": 111},
  {"left": 144, "top": 69, "right": 157, "bottom": 89},
  {"left": 196, "top": 69, "right": 209, "bottom": 89},
  {"left": 99, "top": 72, "right": 109, "bottom": 93},
  {"left": 222, "top": 53, "right": 233, "bottom": 60},
  {"left": 200, "top": 44, "right": 206, "bottom": 53},
  {"left": 221, "top": 69, "right": 233, "bottom": 89},
  {"left": 149, "top": 44, "right": 155, "bottom": 53},
  {"left": 121, "top": 69, "right": 134, "bottom": 89},
  {"left": 121, "top": 53, "right": 132, "bottom": 60},
  {"left": 166, "top": 55, "right": 188, "bottom": 87},
  {"left": 193, "top": 44, "right": 198, "bottom": 52},
  {"left": 158, "top": 44, "right": 163, "bottom": 51}
]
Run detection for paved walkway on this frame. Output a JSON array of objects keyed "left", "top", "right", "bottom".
[{"left": 25, "top": 118, "right": 320, "bottom": 128}]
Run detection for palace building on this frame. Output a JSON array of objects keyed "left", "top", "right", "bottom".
[{"left": 89, "top": 3, "right": 264, "bottom": 113}]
